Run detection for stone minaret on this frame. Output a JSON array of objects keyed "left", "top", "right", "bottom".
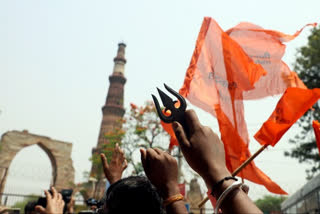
[
  {"left": 97, "top": 43, "right": 127, "bottom": 147},
  {"left": 90, "top": 43, "right": 127, "bottom": 198}
]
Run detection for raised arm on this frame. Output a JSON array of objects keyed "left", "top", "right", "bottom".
[
  {"left": 100, "top": 143, "right": 128, "bottom": 184},
  {"left": 35, "top": 187, "right": 65, "bottom": 214},
  {"left": 140, "top": 148, "right": 188, "bottom": 214},
  {"left": 172, "top": 110, "right": 262, "bottom": 214}
]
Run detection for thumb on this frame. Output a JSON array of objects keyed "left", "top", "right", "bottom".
[
  {"left": 100, "top": 153, "right": 110, "bottom": 178},
  {"left": 172, "top": 121, "right": 190, "bottom": 149},
  {"left": 35, "top": 205, "right": 46, "bottom": 214},
  {"left": 123, "top": 159, "right": 128, "bottom": 170},
  {"left": 100, "top": 153, "right": 109, "bottom": 169},
  {"left": 140, "top": 148, "right": 148, "bottom": 172}
]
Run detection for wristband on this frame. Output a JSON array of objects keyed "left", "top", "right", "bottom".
[
  {"left": 214, "top": 181, "right": 242, "bottom": 214},
  {"left": 210, "top": 176, "right": 238, "bottom": 197},
  {"left": 163, "top": 194, "right": 184, "bottom": 207}
]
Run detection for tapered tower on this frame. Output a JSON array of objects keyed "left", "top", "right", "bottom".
[
  {"left": 97, "top": 43, "right": 126, "bottom": 146},
  {"left": 90, "top": 43, "right": 127, "bottom": 198}
]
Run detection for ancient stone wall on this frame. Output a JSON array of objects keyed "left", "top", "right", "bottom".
[{"left": 0, "top": 130, "right": 75, "bottom": 194}]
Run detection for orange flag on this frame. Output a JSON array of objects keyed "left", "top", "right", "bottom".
[
  {"left": 161, "top": 120, "right": 179, "bottom": 150},
  {"left": 312, "top": 120, "right": 320, "bottom": 155},
  {"left": 160, "top": 103, "right": 180, "bottom": 150},
  {"left": 255, "top": 88, "right": 320, "bottom": 146},
  {"left": 226, "top": 22, "right": 316, "bottom": 99},
  {"left": 180, "top": 17, "right": 286, "bottom": 194}
]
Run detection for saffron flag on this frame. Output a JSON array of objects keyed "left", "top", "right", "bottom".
[
  {"left": 161, "top": 120, "right": 179, "bottom": 150},
  {"left": 255, "top": 88, "right": 320, "bottom": 146},
  {"left": 179, "top": 17, "right": 286, "bottom": 194},
  {"left": 312, "top": 120, "right": 320, "bottom": 155},
  {"left": 226, "top": 22, "right": 316, "bottom": 99},
  {"left": 160, "top": 101, "right": 180, "bottom": 150}
]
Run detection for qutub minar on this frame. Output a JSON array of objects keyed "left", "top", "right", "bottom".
[{"left": 90, "top": 43, "right": 127, "bottom": 198}]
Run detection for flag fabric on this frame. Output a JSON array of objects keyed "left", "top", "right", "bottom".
[
  {"left": 255, "top": 88, "right": 320, "bottom": 146},
  {"left": 160, "top": 102, "right": 180, "bottom": 150},
  {"left": 161, "top": 120, "right": 179, "bottom": 150},
  {"left": 312, "top": 120, "right": 320, "bottom": 155},
  {"left": 215, "top": 105, "right": 286, "bottom": 194},
  {"left": 226, "top": 22, "right": 315, "bottom": 99},
  {"left": 179, "top": 17, "right": 287, "bottom": 194}
]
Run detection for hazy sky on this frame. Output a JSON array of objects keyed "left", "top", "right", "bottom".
[{"left": 1, "top": 0, "right": 319, "bottom": 201}]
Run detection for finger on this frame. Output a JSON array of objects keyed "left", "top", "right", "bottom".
[
  {"left": 146, "top": 148, "right": 158, "bottom": 159},
  {"left": 119, "top": 148, "right": 125, "bottom": 156},
  {"left": 185, "top": 109, "right": 201, "bottom": 135},
  {"left": 57, "top": 192, "right": 62, "bottom": 201},
  {"left": 51, "top": 186, "right": 57, "bottom": 199},
  {"left": 172, "top": 121, "right": 190, "bottom": 149},
  {"left": 35, "top": 206, "right": 46, "bottom": 214},
  {"left": 100, "top": 153, "right": 109, "bottom": 170},
  {"left": 123, "top": 159, "right": 128, "bottom": 170},
  {"left": 60, "top": 196, "right": 65, "bottom": 206},
  {"left": 44, "top": 190, "right": 52, "bottom": 200},
  {"left": 153, "top": 148, "right": 163, "bottom": 155},
  {"left": 115, "top": 143, "right": 121, "bottom": 154},
  {"left": 140, "top": 148, "right": 148, "bottom": 172}
]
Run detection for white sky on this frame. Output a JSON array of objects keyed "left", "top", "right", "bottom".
[{"left": 0, "top": 0, "right": 319, "bottom": 202}]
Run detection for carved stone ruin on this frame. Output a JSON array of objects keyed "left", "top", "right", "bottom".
[{"left": 0, "top": 130, "right": 75, "bottom": 196}]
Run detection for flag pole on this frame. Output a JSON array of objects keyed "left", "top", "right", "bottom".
[{"left": 198, "top": 144, "right": 269, "bottom": 208}]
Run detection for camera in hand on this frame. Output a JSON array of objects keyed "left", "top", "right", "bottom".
[
  {"left": 36, "top": 189, "right": 73, "bottom": 208},
  {"left": 85, "top": 198, "right": 103, "bottom": 208}
]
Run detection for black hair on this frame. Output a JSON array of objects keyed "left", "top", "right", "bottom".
[
  {"left": 102, "top": 176, "right": 164, "bottom": 214},
  {"left": 24, "top": 201, "right": 37, "bottom": 214}
]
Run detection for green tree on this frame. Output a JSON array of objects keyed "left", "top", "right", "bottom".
[
  {"left": 90, "top": 101, "right": 170, "bottom": 178},
  {"left": 117, "top": 101, "right": 169, "bottom": 175},
  {"left": 11, "top": 195, "right": 39, "bottom": 211},
  {"left": 284, "top": 25, "right": 320, "bottom": 179},
  {"left": 255, "top": 195, "right": 287, "bottom": 214}
]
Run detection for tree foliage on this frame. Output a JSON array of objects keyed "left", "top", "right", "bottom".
[
  {"left": 254, "top": 195, "right": 287, "bottom": 214},
  {"left": 11, "top": 195, "right": 38, "bottom": 211},
  {"left": 90, "top": 101, "right": 170, "bottom": 178},
  {"left": 284, "top": 25, "right": 320, "bottom": 179},
  {"left": 120, "top": 101, "right": 169, "bottom": 175}
]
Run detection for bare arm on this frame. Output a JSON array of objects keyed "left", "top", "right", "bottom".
[
  {"left": 172, "top": 110, "right": 262, "bottom": 214},
  {"left": 140, "top": 148, "right": 188, "bottom": 214}
]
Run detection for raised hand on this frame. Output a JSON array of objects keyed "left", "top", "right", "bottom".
[
  {"left": 100, "top": 143, "right": 128, "bottom": 184},
  {"left": 140, "top": 148, "right": 180, "bottom": 198},
  {"left": 172, "top": 110, "right": 262, "bottom": 214},
  {"left": 172, "top": 110, "right": 231, "bottom": 189},
  {"left": 35, "top": 187, "right": 65, "bottom": 214},
  {"left": 140, "top": 148, "right": 188, "bottom": 214}
]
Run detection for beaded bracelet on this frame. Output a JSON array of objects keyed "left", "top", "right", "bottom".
[{"left": 163, "top": 193, "right": 184, "bottom": 207}]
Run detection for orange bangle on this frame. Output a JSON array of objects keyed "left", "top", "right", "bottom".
[{"left": 163, "top": 194, "right": 184, "bottom": 206}]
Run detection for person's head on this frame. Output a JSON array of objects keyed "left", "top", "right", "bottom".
[
  {"left": 101, "top": 176, "right": 164, "bottom": 214},
  {"left": 24, "top": 201, "right": 37, "bottom": 214}
]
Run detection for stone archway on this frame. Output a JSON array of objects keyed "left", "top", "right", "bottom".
[{"left": 0, "top": 130, "right": 75, "bottom": 195}]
